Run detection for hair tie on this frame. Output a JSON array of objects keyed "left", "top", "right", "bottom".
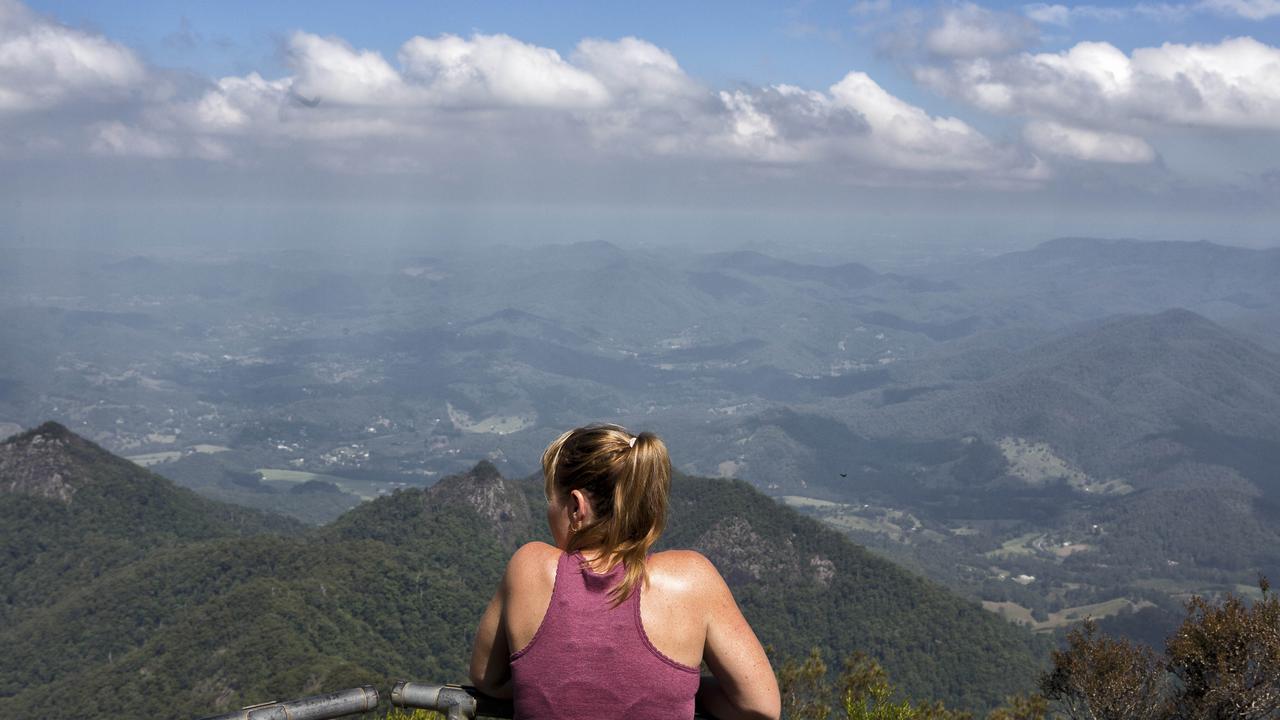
[{"left": 628, "top": 436, "right": 637, "bottom": 448}]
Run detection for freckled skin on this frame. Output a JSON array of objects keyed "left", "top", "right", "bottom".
[{"left": 471, "top": 491, "right": 781, "bottom": 720}]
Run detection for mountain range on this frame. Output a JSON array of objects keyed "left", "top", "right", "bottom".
[{"left": 0, "top": 423, "right": 1047, "bottom": 718}]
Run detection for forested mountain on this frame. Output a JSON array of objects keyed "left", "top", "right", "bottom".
[
  {"left": 930, "top": 237, "right": 1280, "bottom": 342},
  {"left": 0, "top": 422, "right": 298, "bottom": 618},
  {"left": 871, "top": 309, "right": 1280, "bottom": 472},
  {"left": 4, "top": 237, "right": 1278, "bottom": 681},
  {"left": 0, "top": 424, "right": 1047, "bottom": 718}
]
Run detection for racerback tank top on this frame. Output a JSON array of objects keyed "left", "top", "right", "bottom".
[{"left": 509, "top": 551, "right": 701, "bottom": 719}]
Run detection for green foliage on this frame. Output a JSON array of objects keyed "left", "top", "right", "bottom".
[
  {"left": 1, "top": 431, "right": 1046, "bottom": 717},
  {"left": 778, "top": 648, "right": 833, "bottom": 720},
  {"left": 1041, "top": 581, "right": 1280, "bottom": 719},
  {"left": 661, "top": 475, "right": 1050, "bottom": 710},
  {"left": 776, "top": 648, "right": 1046, "bottom": 720},
  {"left": 1040, "top": 620, "right": 1167, "bottom": 720},
  {"left": 1166, "top": 581, "right": 1280, "bottom": 719},
  {"left": 382, "top": 709, "right": 443, "bottom": 720}
]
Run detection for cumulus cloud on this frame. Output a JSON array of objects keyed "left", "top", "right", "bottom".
[
  {"left": 289, "top": 32, "right": 407, "bottom": 107},
  {"left": 572, "top": 37, "right": 701, "bottom": 106},
  {"left": 398, "top": 33, "right": 609, "bottom": 108},
  {"left": 79, "top": 23, "right": 1025, "bottom": 184},
  {"left": 918, "top": 36, "right": 1280, "bottom": 131},
  {"left": 925, "top": 3, "right": 1039, "bottom": 58},
  {"left": 1023, "top": 120, "right": 1155, "bottom": 162},
  {"left": 0, "top": 0, "right": 146, "bottom": 113},
  {"left": 1022, "top": 3, "right": 1129, "bottom": 25},
  {"left": 711, "top": 74, "right": 1044, "bottom": 182},
  {"left": 829, "top": 72, "right": 1021, "bottom": 173},
  {"left": 0, "top": 0, "right": 1037, "bottom": 187},
  {"left": 90, "top": 121, "right": 179, "bottom": 158}
]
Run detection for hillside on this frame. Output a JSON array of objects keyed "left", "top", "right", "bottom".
[
  {"left": 0, "top": 422, "right": 299, "bottom": 620},
  {"left": 937, "top": 237, "right": 1280, "bottom": 336},
  {"left": 870, "top": 309, "right": 1280, "bottom": 482},
  {"left": 0, "top": 428, "right": 1047, "bottom": 718}
]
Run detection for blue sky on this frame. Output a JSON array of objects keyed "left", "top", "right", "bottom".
[{"left": 5, "top": 0, "right": 1280, "bottom": 247}]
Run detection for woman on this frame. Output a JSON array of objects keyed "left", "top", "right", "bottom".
[{"left": 470, "top": 424, "right": 780, "bottom": 720}]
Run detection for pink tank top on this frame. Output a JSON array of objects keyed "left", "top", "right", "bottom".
[{"left": 509, "top": 551, "right": 701, "bottom": 719}]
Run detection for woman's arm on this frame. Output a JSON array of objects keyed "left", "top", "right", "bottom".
[
  {"left": 693, "top": 556, "right": 781, "bottom": 720},
  {"left": 469, "top": 577, "right": 513, "bottom": 699}
]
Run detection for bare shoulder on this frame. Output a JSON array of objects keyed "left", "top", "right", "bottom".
[
  {"left": 647, "top": 550, "right": 729, "bottom": 596},
  {"left": 505, "top": 541, "right": 560, "bottom": 589}
]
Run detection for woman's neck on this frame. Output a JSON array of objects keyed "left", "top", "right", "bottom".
[{"left": 572, "top": 546, "right": 613, "bottom": 571}]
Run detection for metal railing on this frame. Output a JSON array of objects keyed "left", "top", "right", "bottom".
[
  {"left": 199, "top": 681, "right": 717, "bottom": 720},
  {"left": 197, "top": 685, "right": 380, "bottom": 720},
  {"left": 392, "top": 683, "right": 512, "bottom": 720}
]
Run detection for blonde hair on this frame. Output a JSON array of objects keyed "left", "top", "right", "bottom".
[{"left": 541, "top": 424, "right": 671, "bottom": 605}]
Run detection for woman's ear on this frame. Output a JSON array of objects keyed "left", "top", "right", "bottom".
[{"left": 570, "top": 488, "right": 592, "bottom": 523}]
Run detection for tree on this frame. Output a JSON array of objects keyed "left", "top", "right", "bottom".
[
  {"left": 1039, "top": 620, "right": 1168, "bottom": 720},
  {"left": 1041, "top": 580, "right": 1280, "bottom": 720},
  {"left": 776, "top": 648, "right": 1042, "bottom": 720},
  {"left": 1165, "top": 579, "right": 1280, "bottom": 719},
  {"left": 778, "top": 648, "right": 833, "bottom": 720}
]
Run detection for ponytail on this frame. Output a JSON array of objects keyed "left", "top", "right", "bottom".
[{"left": 541, "top": 425, "right": 672, "bottom": 606}]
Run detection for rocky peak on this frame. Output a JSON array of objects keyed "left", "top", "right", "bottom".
[
  {"left": 0, "top": 421, "right": 90, "bottom": 503},
  {"left": 426, "top": 461, "right": 533, "bottom": 546}
]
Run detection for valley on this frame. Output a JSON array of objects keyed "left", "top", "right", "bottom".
[{"left": 1, "top": 236, "right": 1278, "bottom": 648}]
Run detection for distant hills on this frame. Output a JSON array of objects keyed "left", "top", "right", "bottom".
[
  {"left": 940, "top": 237, "right": 1280, "bottom": 340},
  {"left": 875, "top": 308, "right": 1280, "bottom": 474},
  {"left": 0, "top": 423, "right": 1046, "bottom": 718},
  {"left": 3, "top": 235, "right": 1278, "bottom": 678}
]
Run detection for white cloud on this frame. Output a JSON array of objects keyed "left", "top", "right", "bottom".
[
  {"left": 830, "top": 72, "right": 1004, "bottom": 171},
  {"left": 920, "top": 36, "right": 1280, "bottom": 131},
  {"left": 0, "top": 0, "right": 146, "bottom": 113},
  {"left": 1024, "top": 4, "right": 1072, "bottom": 25},
  {"left": 1023, "top": 120, "right": 1155, "bottom": 162},
  {"left": 1199, "top": 0, "right": 1280, "bottom": 19},
  {"left": 137, "top": 26, "right": 1031, "bottom": 184},
  {"left": 90, "top": 121, "right": 178, "bottom": 158},
  {"left": 398, "top": 33, "right": 609, "bottom": 108},
  {"left": 925, "top": 3, "right": 1038, "bottom": 58},
  {"left": 0, "top": 1, "right": 1039, "bottom": 186},
  {"left": 704, "top": 73, "right": 1043, "bottom": 184},
  {"left": 1025, "top": 0, "right": 1279, "bottom": 23},
  {"left": 1022, "top": 3, "right": 1129, "bottom": 25},
  {"left": 289, "top": 32, "right": 407, "bottom": 106},
  {"left": 572, "top": 37, "right": 701, "bottom": 106}
]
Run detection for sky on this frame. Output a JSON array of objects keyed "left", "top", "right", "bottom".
[{"left": 2, "top": 0, "right": 1279, "bottom": 249}]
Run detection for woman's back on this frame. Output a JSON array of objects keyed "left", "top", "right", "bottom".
[
  {"left": 507, "top": 546, "right": 700, "bottom": 719},
  {"left": 470, "top": 425, "right": 779, "bottom": 720}
]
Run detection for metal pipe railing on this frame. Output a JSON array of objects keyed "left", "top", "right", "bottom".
[
  {"left": 391, "top": 681, "right": 718, "bottom": 719},
  {"left": 196, "top": 685, "right": 379, "bottom": 720},
  {"left": 391, "top": 682, "right": 512, "bottom": 720}
]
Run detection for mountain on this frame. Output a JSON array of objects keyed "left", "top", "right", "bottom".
[
  {"left": 0, "top": 427, "right": 1047, "bottom": 718},
  {"left": 700, "top": 250, "right": 883, "bottom": 289},
  {"left": 946, "top": 238, "right": 1280, "bottom": 333},
  {"left": 709, "top": 309, "right": 1280, "bottom": 620},
  {"left": 872, "top": 309, "right": 1280, "bottom": 484},
  {"left": 0, "top": 422, "right": 299, "bottom": 620}
]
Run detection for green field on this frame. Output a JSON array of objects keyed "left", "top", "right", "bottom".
[
  {"left": 986, "top": 532, "right": 1042, "bottom": 558},
  {"left": 126, "top": 451, "right": 183, "bottom": 466},
  {"left": 255, "top": 468, "right": 402, "bottom": 501},
  {"left": 983, "top": 597, "right": 1152, "bottom": 633}
]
